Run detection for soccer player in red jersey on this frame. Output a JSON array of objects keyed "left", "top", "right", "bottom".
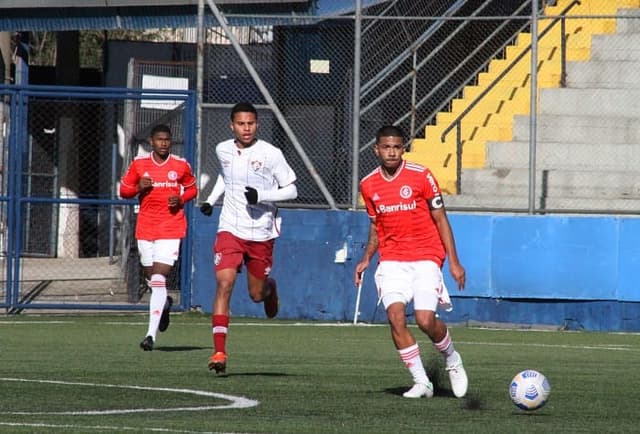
[
  {"left": 120, "top": 124, "right": 197, "bottom": 351},
  {"left": 354, "top": 125, "right": 468, "bottom": 399},
  {"left": 199, "top": 102, "right": 297, "bottom": 374}
]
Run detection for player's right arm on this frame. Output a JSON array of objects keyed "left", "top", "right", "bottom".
[
  {"left": 119, "top": 162, "right": 151, "bottom": 198},
  {"left": 354, "top": 217, "right": 378, "bottom": 286},
  {"left": 200, "top": 174, "right": 225, "bottom": 216}
]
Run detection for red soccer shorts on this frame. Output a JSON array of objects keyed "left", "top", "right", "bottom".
[{"left": 213, "top": 231, "right": 274, "bottom": 279}]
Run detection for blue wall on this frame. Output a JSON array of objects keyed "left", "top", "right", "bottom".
[{"left": 191, "top": 210, "right": 640, "bottom": 331}]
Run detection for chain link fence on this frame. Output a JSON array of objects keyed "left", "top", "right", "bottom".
[
  {"left": 192, "top": 0, "right": 640, "bottom": 214},
  {"left": 198, "top": 15, "right": 356, "bottom": 207}
]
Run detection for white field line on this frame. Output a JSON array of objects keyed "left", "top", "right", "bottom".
[
  {"left": 0, "top": 421, "right": 245, "bottom": 434},
  {"left": 456, "top": 341, "right": 637, "bottom": 351},
  {"left": 1, "top": 320, "right": 638, "bottom": 351},
  {"left": 2, "top": 319, "right": 640, "bottom": 336},
  {"left": 0, "top": 377, "right": 259, "bottom": 415},
  {"left": 0, "top": 321, "right": 74, "bottom": 324}
]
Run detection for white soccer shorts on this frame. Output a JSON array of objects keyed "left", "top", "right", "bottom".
[
  {"left": 137, "top": 239, "right": 181, "bottom": 267},
  {"left": 374, "top": 260, "right": 452, "bottom": 312}
]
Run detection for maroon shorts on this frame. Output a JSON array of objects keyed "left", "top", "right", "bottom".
[{"left": 213, "top": 231, "right": 274, "bottom": 279}]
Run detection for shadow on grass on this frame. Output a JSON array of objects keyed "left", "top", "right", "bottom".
[
  {"left": 383, "top": 386, "right": 456, "bottom": 398},
  {"left": 511, "top": 410, "right": 551, "bottom": 417},
  {"left": 155, "top": 346, "right": 209, "bottom": 352},
  {"left": 212, "top": 372, "right": 292, "bottom": 378}
]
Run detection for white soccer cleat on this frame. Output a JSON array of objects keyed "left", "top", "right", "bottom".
[
  {"left": 446, "top": 359, "right": 468, "bottom": 398},
  {"left": 402, "top": 382, "right": 434, "bottom": 399}
]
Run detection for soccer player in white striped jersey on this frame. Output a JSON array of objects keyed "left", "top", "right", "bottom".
[
  {"left": 200, "top": 102, "right": 298, "bottom": 374},
  {"left": 354, "top": 125, "right": 468, "bottom": 399}
]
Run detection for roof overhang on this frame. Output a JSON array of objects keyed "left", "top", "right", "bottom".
[{"left": 1, "top": 0, "right": 308, "bottom": 7}]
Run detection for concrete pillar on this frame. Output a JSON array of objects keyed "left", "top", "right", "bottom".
[
  {"left": 57, "top": 117, "right": 80, "bottom": 258},
  {"left": 0, "top": 32, "right": 11, "bottom": 84},
  {"left": 56, "top": 31, "right": 80, "bottom": 86}
]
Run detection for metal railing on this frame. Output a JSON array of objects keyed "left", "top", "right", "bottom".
[{"left": 440, "top": 0, "right": 581, "bottom": 193}]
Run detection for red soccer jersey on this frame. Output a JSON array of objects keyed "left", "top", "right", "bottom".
[
  {"left": 360, "top": 160, "right": 446, "bottom": 265},
  {"left": 120, "top": 153, "right": 197, "bottom": 240}
]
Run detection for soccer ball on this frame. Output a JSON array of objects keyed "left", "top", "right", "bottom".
[{"left": 509, "top": 369, "right": 551, "bottom": 411}]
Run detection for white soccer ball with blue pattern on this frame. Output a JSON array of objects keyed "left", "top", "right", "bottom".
[{"left": 509, "top": 369, "right": 551, "bottom": 411}]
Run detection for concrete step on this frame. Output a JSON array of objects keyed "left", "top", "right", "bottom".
[
  {"left": 459, "top": 168, "right": 640, "bottom": 198},
  {"left": 539, "top": 87, "right": 640, "bottom": 116},
  {"left": 485, "top": 140, "right": 640, "bottom": 171},
  {"left": 0, "top": 257, "right": 124, "bottom": 282},
  {"left": 590, "top": 33, "right": 640, "bottom": 61},
  {"left": 512, "top": 114, "right": 640, "bottom": 144},
  {"left": 615, "top": 9, "right": 640, "bottom": 34},
  {"left": 566, "top": 60, "right": 640, "bottom": 88},
  {"left": 7, "top": 279, "right": 180, "bottom": 307},
  {"left": 445, "top": 192, "right": 640, "bottom": 212}
]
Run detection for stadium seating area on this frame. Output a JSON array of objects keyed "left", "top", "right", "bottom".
[{"left": 409, "top": 0, "right": 640, "bottom": 211}]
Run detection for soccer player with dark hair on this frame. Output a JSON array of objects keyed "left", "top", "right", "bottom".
[
  {"left": 200, "top": 102, "right": 297, "bottom": 374},
  {"left": 120, "top": 124, "right": 197, "bottom": 351},
  {"left": 354, "top": 125, "right": 468, "bottom": 398}
]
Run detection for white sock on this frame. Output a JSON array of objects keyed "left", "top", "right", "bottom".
[
  {"left": 146, "top": 274, "right": 167, "bottom": 340},
  {"left": 446, "top": 351, "right": 462, "bottom": 368},
  {"left": 398, "top": 343, "right": 429, "bottom": 385}
]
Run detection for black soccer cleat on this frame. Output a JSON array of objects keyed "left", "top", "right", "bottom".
[
  {"left": 158, "top": 296, "right": 173, "bottom": 332},
  {"left": 140, "top": 336, "right": 154, "bottom": 351}
]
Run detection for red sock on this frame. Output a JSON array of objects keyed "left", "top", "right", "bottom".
[{"left": 212, "top": 314, "right": 229, "bottom": 354}]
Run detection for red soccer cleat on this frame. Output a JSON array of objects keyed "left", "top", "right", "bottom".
[{"left": 208, "top": 351, "right": 227, "bottom": 374}]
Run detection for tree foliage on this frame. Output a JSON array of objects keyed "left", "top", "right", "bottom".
[{"left": 28, "top": 30, "right": 164, "bottom": 69}]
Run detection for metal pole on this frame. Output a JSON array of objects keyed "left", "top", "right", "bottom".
[
  {"left": 196, "top": 0, "right": 205, "bottom": 190},
  {"left": 409, "top": 51, "right": 417, "bottom": 144},
  {"left": 528, "top": 0, "right": 538, "bottom": 214},
  {"left": 205, "top": 0, "right": 338, "bottom": 209},
  {"left": 351, "top": 0, "right": 362, "bottom": 210}
]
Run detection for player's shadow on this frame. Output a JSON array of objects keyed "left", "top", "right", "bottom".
[
  {"left": 155, "top": 345, "right": 209, "bottom": 352},
  {"left": 383, "top": 386, "right": 457, "bottom": 398},
  {"left": 214, "top": 372, "right": 292, "bottom": 378},
  {"left": 511, "top": 411, "right": 550, "bottom": 417}
]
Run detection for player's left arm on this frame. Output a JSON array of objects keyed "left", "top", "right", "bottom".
[
  {"left": 169, "top": 164, "right": 198, "bottom": 209},
  {"left": 430, "top": 204, "right": 465, "bottom": 290},
  {"left": 245, "top": 152, "right": 298, "bottom": 204},
  {"left": 246, "top": 183, "right": 297, "bottom": 204},
  {"left": 179, "top": 182, "right": 198, "bottom": 204}
]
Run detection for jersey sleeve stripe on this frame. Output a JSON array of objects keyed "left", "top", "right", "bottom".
[{"left": 404, "top": 162, "right": 426, "bottom": 172}]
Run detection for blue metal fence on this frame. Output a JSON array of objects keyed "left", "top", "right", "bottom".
[{"left": 0, "top": 84, "right": 197, "bottom": 312}]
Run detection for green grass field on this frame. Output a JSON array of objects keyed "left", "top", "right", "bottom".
[{"left": 1, "top": 314, "right": 638, "bottom": 433}]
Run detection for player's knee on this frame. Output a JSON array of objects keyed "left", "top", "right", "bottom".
[
  {"left": 386, "top": 309, "right": 406, "bottom": 330},
  {"left": 415, "top": 311, "right": 437, "bottom": 333},
  {"left": 215, "top": 279, "right": 234, "bottom": 296},
  {"left": 245, "top": 283, "right": 264, "bottom": 303},
  {"left": 249, "top": 293, "right": 263, "bottom": 303}
]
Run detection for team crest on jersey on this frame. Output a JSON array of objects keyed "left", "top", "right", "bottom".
[
  {"left": 167, "top": 170, "right": 178, "bottom": 181},
  {"left": 214, "top": 252, "right": 222, "bottom": 266},
  {"left": 250, "top": 160, "right": 263, "bottom": 172},
  {"left": 400, "top": 185, "right": 412, "bottom": 199}
]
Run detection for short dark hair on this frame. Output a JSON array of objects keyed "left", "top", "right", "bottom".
[
  {"left": 150, "top": 124, "right": 171, "bottom": 137},
  {"left": 376, "top": 125, "right": 404, "bottom": 142},
  {"left": 231, "top": 102, "right": 258, "bottom": 120}
]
